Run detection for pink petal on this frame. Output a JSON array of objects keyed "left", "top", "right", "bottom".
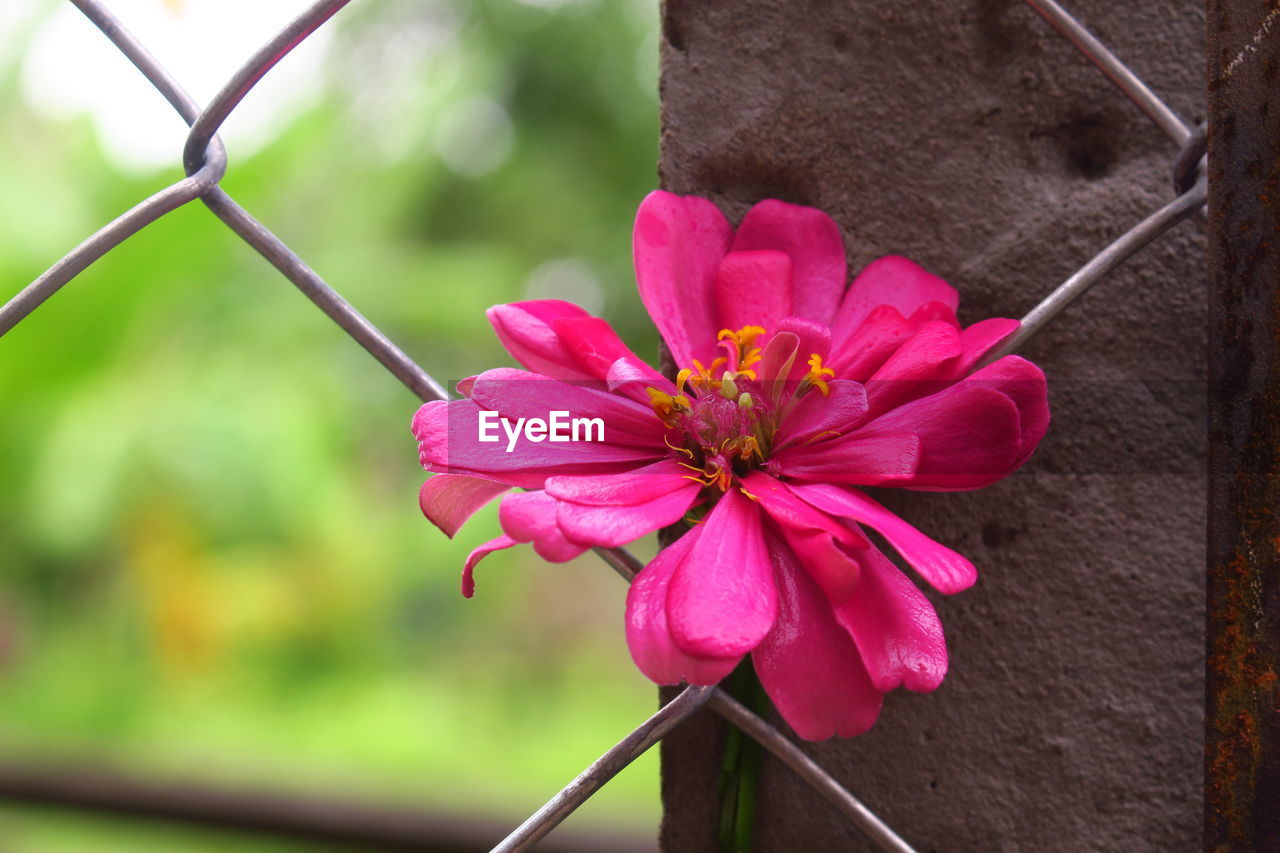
[
  {"left": 742, "top": 472, "right": 865, "bottom": 603},
  {"left": 757, "top": 331, "right": 799, "bottom": 402},
  {"left": 863, "top": 320, "right": 963, "bottom": 415},
  {"left": 418, "top": 474, "right": 510, "bottom": 538},
  {"left": 468, "top": 368, "right": 667, "bottom": 445},
  {"left": 551, "top": 316, "right": 640, "bottom": 381},
  {"left": 545, "top": 459, "right": 699, "bottom": 505},
  {"left": 716, "top": 250, "right": 793, "bottom": 332},
  {"left": 789, "top": 483, "right": 977, "bottom": 594},
  {"left": 413, "top": 399, "right": 662, "bottom": 489},
  {"left": 487, "top": 301, "right": 594, "bottom": 380},
  {"left": 731, "top": 199, "right": 847, "bottom": 325},
  {"left": 855, "top": 382, "right": 1022, "bottom": 491},
  {"left": 906, "top": 300, "right": 961, "bottom": 328},
  {"left": 966, "top": 355, "right": 1049, "bottom": 466},
  {"left": 827, "top": 304, "right": 913, "bottom": 382},
  {"left": 461, "top": 534, "right": 519, "bottom": 598},
  {"left": 775, "top": 316, "right": 832, "bottom": 382},
  {"left": 834, "top": 544, "right": 949, "bottom": 693},
  {"left": 751, "top": 536, "right": 883, "bottom": 740},
  {"left": 666, "top": 489, "right": 778, "bottom": 658},
  {"left": 556, "top": 485, "right": 701, "bottom": 547},
  {"left": 633, "top": 191, "right": 732, "bottom": 369},
  {"left": 626, "top": 527, "right": 743, "bottom": 685},
  {"left": 831, "top": 256, "right": 959, "bottom": 344},
  {"left": 952, "top": 318, "right": 1019, "bottom": 376},
  {"left": 498, "top": 491, "right": 588, "bottom": 563},
  {"left": 772, "top": 379, "right": 869, "bottom": 451},
  {"left": 606, "top": 356, "right": 674, "bottom": 405},
  {"left": 770, "top": 432, "right": 920, "bottom": 486}
]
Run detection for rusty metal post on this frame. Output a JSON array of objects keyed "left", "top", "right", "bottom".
[{"left": 1205, "top": 2, "right": 1280, "bottom": 850}]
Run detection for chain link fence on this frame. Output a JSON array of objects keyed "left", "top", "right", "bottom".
[{"left": 0, "top": 0, "right": 1207, "bottom": 850}]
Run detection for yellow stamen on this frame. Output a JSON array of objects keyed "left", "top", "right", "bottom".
[
  {"left": 803, "top": 353, "right": 836, "bottom": 397},
  {"left": 664, "top": 435, "right": 695, "bottom": 457},
  {"left": 739, "top": 487, "right": 761, "bottom": 502},
  {"left": 675, "top": 368, "right": 693, "bottom": 398}
]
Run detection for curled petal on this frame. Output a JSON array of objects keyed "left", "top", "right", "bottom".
[
  {"left": 418, "top": 474, "right": 509, "bottom": 538},
  {"left": 667, "top": 489, "right": 778, "bottom": 658},
  {"left": 461, "top": 534, "right": 519, "bottom": 598},
  {"left": 752, "top": 536, "right": 883, "bottom": 740},
  {"left": 626, "top": 528, "right": 742, "bottom": 685}
]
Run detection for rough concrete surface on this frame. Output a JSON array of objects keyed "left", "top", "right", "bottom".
[{"left": 656, "top": 1, "right": 1206, "bottom": 850}]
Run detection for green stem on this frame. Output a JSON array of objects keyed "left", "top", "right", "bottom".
[{"left": 716, "top": 660, "right": 768, "bottom": 853}]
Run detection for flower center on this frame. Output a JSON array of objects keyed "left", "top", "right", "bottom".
[{"left": 646, "top": 325, "right": 836, "bottom": 496}]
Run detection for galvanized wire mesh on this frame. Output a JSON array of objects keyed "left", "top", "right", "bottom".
[{"left": 0, "top": 1, "right": 1205, "bottom": 850}]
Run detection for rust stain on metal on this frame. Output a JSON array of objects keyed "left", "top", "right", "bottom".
[{"left": 1207, "top": 3, "right": 1280, "bottom": 849}]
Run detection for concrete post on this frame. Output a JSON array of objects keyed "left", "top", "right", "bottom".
[{"left": 657, "top": 2, "right": 1206, "bottom": 849}]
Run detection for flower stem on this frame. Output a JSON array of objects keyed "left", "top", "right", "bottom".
[{"left": 717, "top": 660, "right": 767, "bottom": 852}]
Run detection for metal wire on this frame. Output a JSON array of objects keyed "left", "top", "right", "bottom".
[
  {"left": 0, "top": 1, "right": 1205, "bottom": 852},
  {"left": 492, "top": 685, "right": 717, "bottom": 853},
  {"left": 1022, "top": 0, "right": 1191, "bottom": 146},
  {"left": 979, "top": 175, "right": 1206, "bottom": 366}
]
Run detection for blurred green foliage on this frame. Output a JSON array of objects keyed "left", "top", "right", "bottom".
[{"left": 0, "top": 0, "right": 666, "bottom": 848}]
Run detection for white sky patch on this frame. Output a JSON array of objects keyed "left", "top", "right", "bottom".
[{"left": 18, "top": 0, "right": 332, "bottom": 173}]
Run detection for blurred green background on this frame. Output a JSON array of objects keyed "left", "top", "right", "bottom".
[{"left": 0, "top": 0, "right": 666, "bottom": 848}]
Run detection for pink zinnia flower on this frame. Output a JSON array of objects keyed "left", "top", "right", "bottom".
[{"left": 412, "top": 191, "right": 1048, "bottom": 740}]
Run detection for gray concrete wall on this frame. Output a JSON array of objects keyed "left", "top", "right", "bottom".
[{"left": 656, "top": 1, "right": 1206, "bottom": 850}]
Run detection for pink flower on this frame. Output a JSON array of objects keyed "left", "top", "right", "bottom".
[{"left": 411, "top": 191, "right": 1048, "bottom": 740}]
